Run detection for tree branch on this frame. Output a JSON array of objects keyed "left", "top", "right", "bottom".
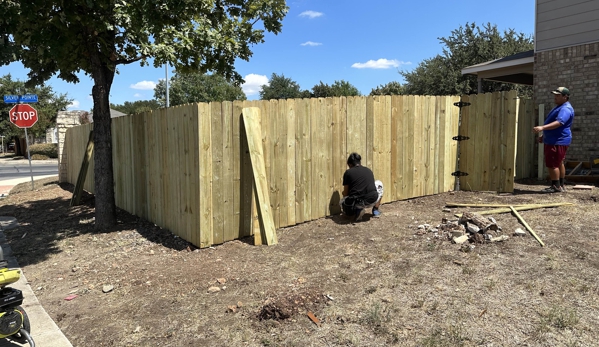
[{"left": 114, "top": 55, "right": 147, "bottom": 65}]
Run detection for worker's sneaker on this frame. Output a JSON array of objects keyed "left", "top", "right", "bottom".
[
  {"left": 542, "top": 185, "right": 562, "bottom": 193},
  {"left": 560, "top": 185, "right": 566, "bottom": 193},
  {"left": 355, "top": 209, "right": 366, "bottom": 222},
  {"left": 372, "top": 207, "right": 381, "bottom": 217}
]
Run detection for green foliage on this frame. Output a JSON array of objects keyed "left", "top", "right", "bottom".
[
  {"left": 311, "top": 80, "right": 361, "bottom": 98},
  {"left": 370, "top": 81, "right": 405, "bottom": 96},
  {"left": 259, "top": 73, "right": 310, "bottom": 100},
  {"left": 154, "top": 71, "right": 246, "bottom": 106},
  {"left": 110, "top": 100, "right": 161, "bottom": 115},
  {"left": 0, "top": 75, "right": 71, "bottom": 140},
  {"left": 1, "top": 0, "right": 288, "bottom": 226},
  {"left": 400, "top": 22, "right": 533, "bottom": 96},
  {"left": 0, "top": 0, "right": 288, "bottom": 85},
  {"left": 28, "top": 143, "right": 58, "bottom": 158}
]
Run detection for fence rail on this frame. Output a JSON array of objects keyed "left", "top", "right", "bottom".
[{"left": 62, "top": 91, "right": 534, "bottom": 248}]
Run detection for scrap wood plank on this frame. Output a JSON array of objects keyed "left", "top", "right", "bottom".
[
  {"left": 509, "top": 206, "right": 545, "bottom": 247},
  {"left": 454, "top": 202, "right": 573, "bottom": 217},
  {"left": 572, "top": 185, "right": 594, "bottom": 190},
  {"left": 446, "top": 202, "right": 573, "bottom": 208},
  {"left": 70, "top": 130, "right": 94, "bottom": 207},
  {"left": 242, "top": 107, "right": 277, "bottom": 246}
]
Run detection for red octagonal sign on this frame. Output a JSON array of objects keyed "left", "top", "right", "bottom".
[{"left": 9, "top": 104, "right": 38, "bottom": 128}]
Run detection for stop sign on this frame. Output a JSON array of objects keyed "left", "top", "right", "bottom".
[{"left": 9, "top": 104, "right": 38, "bottom": 128}]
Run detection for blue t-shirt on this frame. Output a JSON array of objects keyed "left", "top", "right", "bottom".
[{"left": 543, "top": 101, "right": 574, "bottom": 145}]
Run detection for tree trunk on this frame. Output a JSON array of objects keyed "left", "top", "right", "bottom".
[{"left": 91, "top": 64, "right": 117, "bottom": 229}]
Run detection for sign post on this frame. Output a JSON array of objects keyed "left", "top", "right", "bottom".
[{"left": 9, "top": 103, "right": 38, "bottom": 191}]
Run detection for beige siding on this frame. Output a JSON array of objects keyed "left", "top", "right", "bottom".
[{"left": 536, "top": 0, "right": 599, "bottom": 51}]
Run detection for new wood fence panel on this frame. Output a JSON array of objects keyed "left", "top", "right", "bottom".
[
  {"left": 326, "top": 98, "right": 335, "bottom": 218},
  {"left": 188, "top": 105, "right": 201, "bottom": 246},
  {"left": 372, "top": 96, "right": 392, "bottom": 203},
  {"left": 275, "top": 99, "right": 288, "bottom": 227},
  {"left": 446, "top": 96, "right": 461, "bottom": 192},
  {"left": 221, "top": 101, "right": 236, "bottom": 242},
  {"left": 198, "top": 103, "right": 213, "bottom": 248},
  {"left": 238, "top": 100, "right": 254, "bottom": 238},
  {"left": 346, "top": 96, "right": 366, "bottom": 159},
  {"left": 412, "top": 96, "right": 424, "bottom": 197},
  {"left": 210, "top": 102, "right": 224, "bottom": 244},
  {"left": 458, "top": 95, "right": 473, "bottom": 191},
  {"left": 286, "top": 99, "right": 297, "bottom": 225},
  {"left": 132, "top": 113, "right": 147, "bottom": 218},
  {"left": 502, "top": 90, "right": 519, "bottom": 192},
  {"left": 331, "top": 97, "right": 346, "bottom": 215},
  {"left": 402, "top": 96, "right": 415, "bottom": 199},
  {"left": 295, "top": 98, "right": 311, "bottom": 223},
  {"left": 391, "top": 96, "right": 403, "bottom": 200},
  {"left": 424, "top": 96, "right": 435, "bottom": 196},
  {"left": 365, "top": 97, "right": 374, "bottom": 170},
  {"left": 310, "top": 98, "right": 328, "bottom": 220}
]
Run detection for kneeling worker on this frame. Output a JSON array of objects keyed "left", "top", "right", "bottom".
[{"left": 339, "top": 152, "right": 384, "bottom": 222}]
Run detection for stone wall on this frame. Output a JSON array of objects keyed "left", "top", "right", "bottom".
[
  {"left": 534, "top": 43, "right": 599, "bottom": 161},
  {"left": 56, "top": 111, "right": 86, "bottom": 182}
]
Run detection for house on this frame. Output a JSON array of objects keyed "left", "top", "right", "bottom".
[{"left": 462, "top": 1, "right": 599, "bottom": 161}]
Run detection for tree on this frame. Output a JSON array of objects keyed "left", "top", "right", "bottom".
[
  {"left": 0, "top": 74, "right": 70, "bottom": 154},
  {"left": 370, "top": 81, "right": 405, "bottom": 96},
  {"left": 110, "top": 100, "right": 161, "bottom": 115},
  {"left": 401, "top": 22, "right": 534, "bottom": 96},
  {"left": 154, "top": 71, "right": 246, "bottom": 106},
  {"left": 310, "top": 80, "right": 361, "bottom": 98},
  {"left": 1, "top": 0, "right": 287, "bottom": 229},
  {"left": 259, "top": 73, "right": 310, "bottom": 100}
]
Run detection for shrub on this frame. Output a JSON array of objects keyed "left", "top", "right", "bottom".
[
  {"left": 28, "top": 143, "right": 58, "bottom": 158},
  {"left": 30, "top": 154, "right": 50, "bottom": 160}
]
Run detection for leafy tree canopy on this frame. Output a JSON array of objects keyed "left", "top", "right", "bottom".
[
  {"left": 110, "top": 100, "right": 161, "bottom": 115},
  {"left": 370, "top": 81, "right": 405, "bottom": 96},
  {"left": 311, "top": 80, "right": 361, "bottom": 98},
  {"left": 154, "top": 71, "right": 246, "bottom": 106},
  {"left": 400, "top": 22, "right": 533, "bottom": 96},
  {"left": 0, "top": 74, "right": 71, "bottom": 140},
  {"left": 259, "top": 73, "right": 310, "bottom": 100},
  {"left": 0, "top": 0, "right": 288, "bottom": 229}
]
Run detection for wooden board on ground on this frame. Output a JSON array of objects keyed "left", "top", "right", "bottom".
[
  {"left": 572, "top": 185, "right": 594, "bottom": 190},
  {"left": 242, "top": 107, "right": 277, "bottom": 246}
]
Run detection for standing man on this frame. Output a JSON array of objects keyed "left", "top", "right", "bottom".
[
  {"left": 533, "top": 87, "right": 575, "bottom": 193},
  {"left": 340, "top": 153, "right": 384, "bottom": 222}
]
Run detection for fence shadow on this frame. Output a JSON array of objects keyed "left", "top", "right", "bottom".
[{"left": 0, "top": 184, "right": 194, "bottom": 267}]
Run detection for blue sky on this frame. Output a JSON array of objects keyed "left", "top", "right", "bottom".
[{"left": 0, "top": 0, "right": 535, "bottom": 111}]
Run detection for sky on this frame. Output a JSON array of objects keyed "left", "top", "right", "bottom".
[{"left": 0, "top": 0, "right": 535, "bottom": 112}]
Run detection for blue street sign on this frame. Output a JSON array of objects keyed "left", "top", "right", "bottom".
[{"left": 3, "top": 94, "right": 38, "bottom": 103}]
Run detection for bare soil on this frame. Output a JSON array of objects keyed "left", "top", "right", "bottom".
[{"left": 1, "top": 178, "right": 598, "bottom": 347}]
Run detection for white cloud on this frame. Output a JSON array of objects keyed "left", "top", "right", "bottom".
[
  {"left": 351, "top": 59, "right": 412, "bottom": 69},
  {"left": 130, "top": 81, "right": 157, "bottom": 90},
  {"left": 299, "top": 10, "right": 323, "bottom": 19},
  {"left": 301, "top": 41, "right": 322, "bottom": 46},
  {"left": 67, "top": 100, "right": 80, "bottom": 109},
  {"left": 134, "top": 93, "right": 143, "bottom": 98},
  {"left": 242, "top": 74, "right": 269, "bottom": 96}
]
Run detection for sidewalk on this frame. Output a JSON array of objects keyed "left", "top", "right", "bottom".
[
  {"left": 0, "top": 157, "right": 58, "bottom": 197},
  {"left": 0, "top": 157, "right": 73, "bottom": 346}
]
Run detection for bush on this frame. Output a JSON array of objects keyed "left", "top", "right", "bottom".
[
  {"left": 28, "top": 143, "right": 58, "bottom": 158},
  {"left": 30, "top": 154, "right": 50, "bottom": 160}
]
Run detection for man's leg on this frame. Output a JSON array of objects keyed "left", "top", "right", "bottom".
[
  {"left": 543, "top": 145, "right": 561, "bottom": 192},
  {"left": 372, "top": 180, "right": 383, "bottom": 216}
]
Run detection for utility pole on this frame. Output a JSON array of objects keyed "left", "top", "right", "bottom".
[{"left": 165, "top": 64, "right": 170, "bottom": 108}]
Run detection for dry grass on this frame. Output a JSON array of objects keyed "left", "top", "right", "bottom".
[{"left": 0, "top": 181, "right": 598, "bottom": 346}]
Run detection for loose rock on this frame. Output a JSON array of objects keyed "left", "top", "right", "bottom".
[
  {"left": 208, "top": 286, "right": 221, "bottom": 293},
  {"left": 102, "top": 285, "right": 114, "bottom": 293}
]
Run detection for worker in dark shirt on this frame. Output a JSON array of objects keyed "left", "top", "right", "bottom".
[{"left": 340, "top": 152, "right": 384, "bottom": 222}]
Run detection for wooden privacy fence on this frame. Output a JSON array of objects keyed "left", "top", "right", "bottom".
[{"left": 62, "top": 91, "right": 534, "bottom": 248}]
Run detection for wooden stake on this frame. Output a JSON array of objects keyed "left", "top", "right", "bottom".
[
  {"left": 447, "top": 202, "right": 536, "bottom": 208},
  {"left": 509, "top": 205, "right": 545, "bottom": 247},
  {"left": 454, "top": 202, "right": 573, "bottom": 217},
  {"left": 70, "top": 130, "right": 94, "bottom": 207}
]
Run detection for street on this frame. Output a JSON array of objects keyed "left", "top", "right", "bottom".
[{"left": 0, "top": 158, "right": 58, "bottom": 183}]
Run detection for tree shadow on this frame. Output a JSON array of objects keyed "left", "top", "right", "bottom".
[{"left": 0, "top": 183, "right": 195, "bottom": 267}]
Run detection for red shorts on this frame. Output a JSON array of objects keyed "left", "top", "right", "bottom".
[{"left": 544, "top": 144, "right": 568, "bottom": 168}]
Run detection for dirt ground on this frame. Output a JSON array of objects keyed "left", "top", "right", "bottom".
[{"left": 1, "top": 177, "right": 598, "bottom": 347}]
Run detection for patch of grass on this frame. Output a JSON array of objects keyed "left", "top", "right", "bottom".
[
  {"left": 420, "top": 325, "right": 470, "bottom": 347},
  {"left": 362, "top": 302, "right": 390, "bottom": 331},
  {"left": 541, "top": 306, "right": 579, "bottom": 330}
]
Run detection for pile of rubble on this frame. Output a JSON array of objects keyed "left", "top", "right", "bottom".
[{"left": 416, "top": 212, "right": 519, "bottom": 246}]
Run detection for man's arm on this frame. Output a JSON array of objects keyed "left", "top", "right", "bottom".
[
  {"left": 533, "top": 120, "right": 562, "bottom": 133},
  {"left": 342, "top": 185, "right": 349, "bottom": 197}
]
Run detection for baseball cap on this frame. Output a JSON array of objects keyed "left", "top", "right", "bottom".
[{"left": 551, "top": 87, "right": 570, "bottom": 96}]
